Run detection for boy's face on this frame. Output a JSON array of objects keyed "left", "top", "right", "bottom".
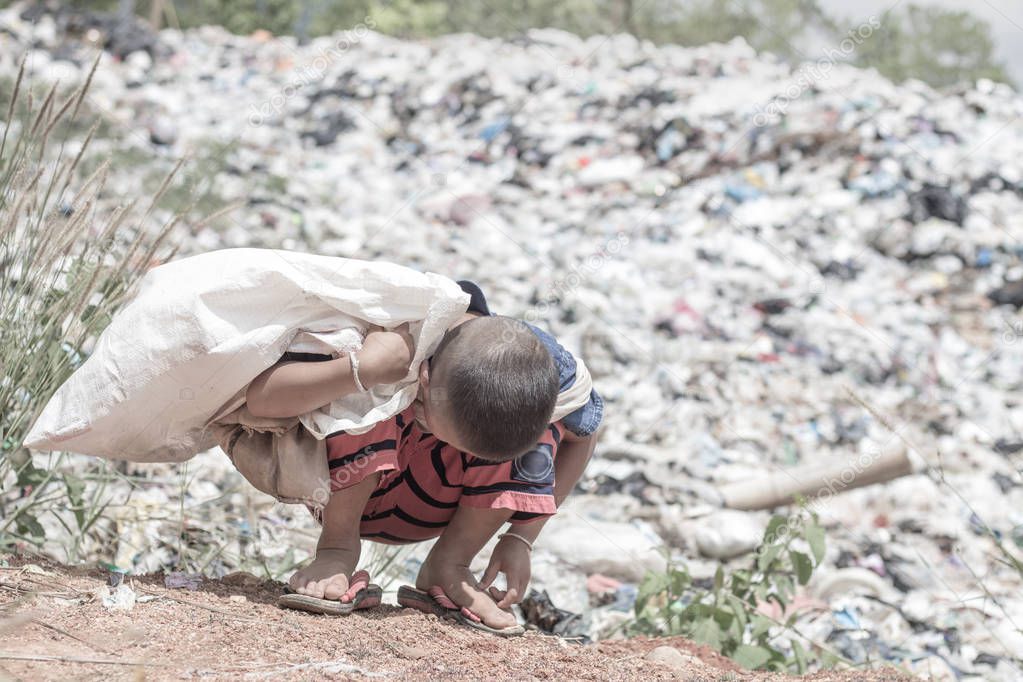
[{"left": 413, "top": 358, "right": 477, "bottom": 456}]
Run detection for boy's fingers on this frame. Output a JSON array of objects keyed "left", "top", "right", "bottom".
[
  {"left": 487, "top": 586, "right": 506, "bottom": 602},
  {"left": 497, "top": 587, "right": 519, "bottom": 609},
  {"left": 480, "top": 561, "right": 500, "bottom": 589}
]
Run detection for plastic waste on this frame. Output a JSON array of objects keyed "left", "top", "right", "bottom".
[
  {"left": 520, "top": 589, "right": 590, "bottom": 640},
  {"left": 165, "top": 572, "right": 202, "bottom": 590},
  {"left": 3, "top": 9, "right": 1021, "bottom": 674}
]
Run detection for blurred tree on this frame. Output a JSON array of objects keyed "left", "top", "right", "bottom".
[
  {"left": 117, "top": 0, "right": 133, "bottom": 21},
  {"left": 173, "top": 0, "right": 300, "bottom": 36},
  {"left": 854, "top": 3, "right": 1011, "bottom": 88},
  {"left": 7, "top": 0, "right": 1013, "bottom": 88},
  {"left": 632, "top": 0, "right": 838, "bottom": 60},
  {"left": 635, "top": 0, "right": 759, "bottom": 48},
  {"left": 369, "top": 0, "right": 446, "bottom": 38}
]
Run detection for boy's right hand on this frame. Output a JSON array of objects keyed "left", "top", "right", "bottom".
[{"left": 358, "top": 322, "right": 416, "bottom": 387}]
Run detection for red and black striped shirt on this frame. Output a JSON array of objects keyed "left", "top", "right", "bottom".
[{"left": 325, "top": 407, "right": 563, "bottom": 544}]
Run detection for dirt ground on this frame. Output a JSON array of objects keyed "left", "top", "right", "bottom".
[{"left": 0, "top": 555, "right": 912, "bottom": 681}]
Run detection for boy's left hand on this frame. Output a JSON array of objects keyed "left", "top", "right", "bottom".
[
  {"left": 359, "top": 322, "right": 416, "bottom": 386},
  {"left": 479, "top": 536, "right": 531, "bottom": 608}
]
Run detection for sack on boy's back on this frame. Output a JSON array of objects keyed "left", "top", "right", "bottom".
[{"left": 24, "top": 248, "right": 470, "bottom": 466}]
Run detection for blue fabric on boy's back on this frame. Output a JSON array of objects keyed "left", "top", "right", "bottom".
[
  {"left": 456, "top": 280, "right": 604, "bottom": 438},
  {"left": 456, "top": 279, "right": 492, "bottom": 317},
  {"left": 525, "top": 323, "right": 604, "bottom": 437}
]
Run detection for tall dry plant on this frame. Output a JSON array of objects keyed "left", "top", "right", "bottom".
[{"left": 0, "top": 55, "right": 182, "bottom": 547}]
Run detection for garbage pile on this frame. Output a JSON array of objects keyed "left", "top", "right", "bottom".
[{"left": 2, "top": 4, "right": 1023, "bottom": 679}]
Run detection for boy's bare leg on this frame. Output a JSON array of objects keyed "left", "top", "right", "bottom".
[
  {"left": 289, "top": 472, "right": 380, "bottom": 600},
  {"left": 417, "top": 506, "right": 518, "bottom": 629}
]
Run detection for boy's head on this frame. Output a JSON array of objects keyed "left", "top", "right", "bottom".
[{"left": 414, "top": 315, "right": 559, "bottom": 461}]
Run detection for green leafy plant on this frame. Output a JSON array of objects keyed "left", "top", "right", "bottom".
[{"left": 629, "top": 511, "right": 839, "bottom": 672}]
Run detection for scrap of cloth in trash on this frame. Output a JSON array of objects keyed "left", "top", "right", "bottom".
[{"left": 25, "top": 248, "right": 597, "bottom": 507}]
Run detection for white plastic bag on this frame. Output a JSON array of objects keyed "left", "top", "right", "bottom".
[{"left": 25, "top": 248, "right": 470, "bottom": 463}]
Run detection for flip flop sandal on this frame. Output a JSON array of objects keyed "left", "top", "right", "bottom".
[
  {"left": 278, "top": 569, "right": 382, "bottom": 615},
  {"left": 396, "top": 584, "right": 525, "bottom": 637}
]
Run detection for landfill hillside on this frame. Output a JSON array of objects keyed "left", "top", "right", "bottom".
[{"left": 2, "top": 5, "right": 1023, "bottom": 681}]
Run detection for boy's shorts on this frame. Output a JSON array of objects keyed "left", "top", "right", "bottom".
[{"left": 322, "top": 407, "right": 564, "bottom": 544}]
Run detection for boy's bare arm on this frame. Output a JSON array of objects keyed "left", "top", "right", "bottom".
[
  {"left": 480, "top": 429, "right": 597, "bottom": 607},
  {"left": 414, "top": 433, "right": 596, "bottom": 624},
  {"left": 245, "top": 356, "right": 360, "bottom": 418},
  {"left": 517, "top": 429, "right": 597, "bottom": 540},
  {"left": 246, "top": 324, "right": 415, "bottom": 418}
]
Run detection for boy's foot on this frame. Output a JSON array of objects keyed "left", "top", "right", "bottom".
[
  {"left": 397, "top": 585, "right": 524, "bottom": 636},
  {"left": 289, "top": 547, "right": 359, "bottom": 600},
  {"left": 414, "top": 561, "right": 519, "bottom": 631},
  {"left": 280, "top": 570, "right": 382, "bottom": 615}
]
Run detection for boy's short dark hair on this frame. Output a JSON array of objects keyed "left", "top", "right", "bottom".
[{"left": 433, "top": 316, "right": 559, "bottom": 461}]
